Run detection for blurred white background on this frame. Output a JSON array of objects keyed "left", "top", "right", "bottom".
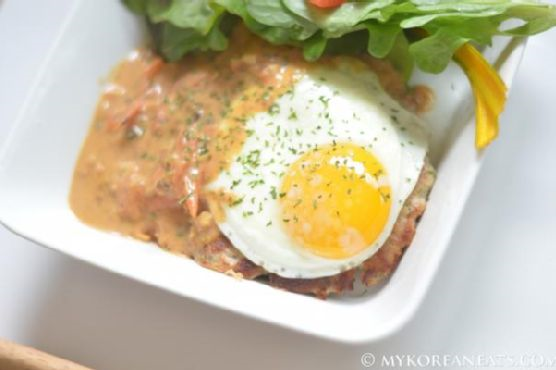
[{"left": 1, "top": 1, "right": 555, "bottom": 369}]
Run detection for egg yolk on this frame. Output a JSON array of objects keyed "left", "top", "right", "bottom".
[{"left": 280, "top": 143, "right": 391, "bottom": 259}]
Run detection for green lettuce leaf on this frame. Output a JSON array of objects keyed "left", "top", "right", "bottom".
[
  {"left": 366, "top": 23, "right": 401, "bottom": 58},
  {"left": 122, "top": 0, "right": 556, "bottom": 76},
  {"left": 147, "top": 0, "right": 222, "bottom": 35},
  {"left": 150, "top": 20, "right": 229, "bottom": 61},
  {"left": 409, "top": 28, "right": 469, "bottom": 73}
]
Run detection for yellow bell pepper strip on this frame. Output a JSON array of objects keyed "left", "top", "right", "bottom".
[{"left": 453, "top": 43, "right": 508, "bottom": 149}]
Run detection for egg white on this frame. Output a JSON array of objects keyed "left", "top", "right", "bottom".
[{"left": 207, "top": 58, "right": 428, "bottom": 278}]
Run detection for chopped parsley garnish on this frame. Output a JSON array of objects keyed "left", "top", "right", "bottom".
[
  {"left": 230, "top": 197, "right": 244, "bottom": 207},
  {"left": 247, "top": 178, "right": 265, "bottom": 188},
  {"left": 269, "top": 103, "right": 280, "bottom": 115}
]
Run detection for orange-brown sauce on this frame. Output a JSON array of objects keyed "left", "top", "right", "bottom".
[{"left": 70, "top": 27, "right": 432, "bottom": 257}]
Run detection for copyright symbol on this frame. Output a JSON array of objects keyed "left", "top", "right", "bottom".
[{"left": 361, "top": 353, "right": 376, "bottom": 368}]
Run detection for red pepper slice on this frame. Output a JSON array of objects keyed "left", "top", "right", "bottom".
[{"left": 308, "top": 0, "right": 345, "bottom": 9}]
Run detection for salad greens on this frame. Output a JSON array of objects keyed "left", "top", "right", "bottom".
[{"left": 123, "top": 0, "right": 556, "bottom": 74}]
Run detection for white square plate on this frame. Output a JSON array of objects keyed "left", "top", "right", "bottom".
[{"left": 0, "top": 0, "right": 525, "bottom": 343}]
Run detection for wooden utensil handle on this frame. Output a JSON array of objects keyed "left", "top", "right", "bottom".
[{"left": 0, "top": 338, "right": 93, "bottom": 370}]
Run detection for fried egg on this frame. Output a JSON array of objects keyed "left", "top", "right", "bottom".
[{"left": 208, "top": 58, "right": 428, "bottom": 278}]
